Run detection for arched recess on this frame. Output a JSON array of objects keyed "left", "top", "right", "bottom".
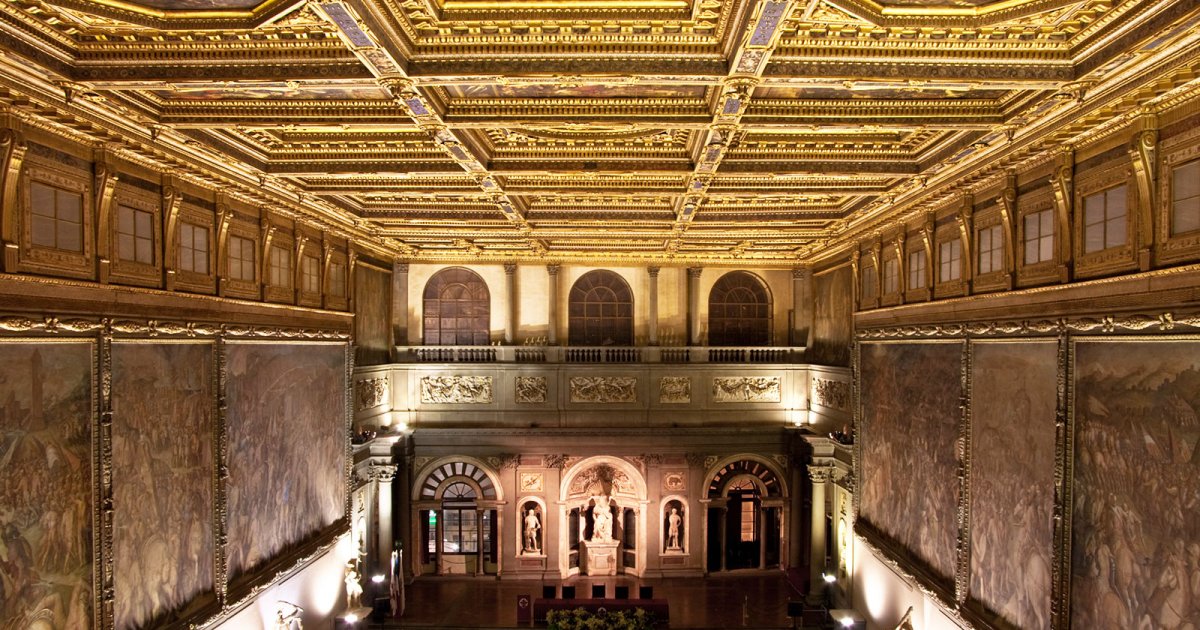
[
  {"left": 517, "top": 496, "right": 548, "bottom": 557},
  {"left": 559, "top": 456, "right": 648, "bottom": 577},
  {"left": 660, "top": 494, "right": 690, "bottom": 555},
  {"left": 703, "top": 456, "right": 788, "bottom": 573},
  {"left": 411, "top": 456, "right": 503, "bottom": 577},
  {"left": 423, "top": 267, "right": 490, "bottom": 346},
  {"left": 568, "top": 270, "right": 634, "bottom": 346},
  {"left": 708, "top": 271, "right": 773, "bottom": 346}
]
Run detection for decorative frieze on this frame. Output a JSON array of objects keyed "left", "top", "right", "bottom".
[
  {"left": 355, "top": 376, "right": 388, "bottom": 411},
  {"left": 658, "top": 376, "right": 691, "bottom": 404},
  {"left": 515, "top": 376, "right": 547, "bottom": 404},
  {"left": 813, "top": 376, "right": 850, "bottom": 412},
  {"left": 519, "top": 472, "right": 544, "bottom": 493},
  {"left": 569, "top": 376, "right": 637, "bottom": 403},
  {"left": 712, "top": 376, "right": 781, "bottom": 403},
  {"left": 419, "top": 375, "right": 493, "bottom": 404}
]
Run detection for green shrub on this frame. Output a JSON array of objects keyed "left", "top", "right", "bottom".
[{"left": 546, "top": 606, "right": 655, "bottom": 629}]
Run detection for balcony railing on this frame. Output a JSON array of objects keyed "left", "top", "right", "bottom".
[{"left": 398, "top": 345, "right": 803, "bottom": 364}]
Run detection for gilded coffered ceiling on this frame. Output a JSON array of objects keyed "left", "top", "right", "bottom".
[{"left": 0, "top": 0, "right": 1198, "bottom": 264}]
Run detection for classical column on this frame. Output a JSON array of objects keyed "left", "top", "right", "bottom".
[
  {"left": 687, "top": 267, "right": 703, "bottom": 345},
  {"left": 503, "top": 262, "right": 517, "bottom": 344},
  {"left": 476, "top": 508, "right": 485, "bottom": 576},
  {"left": 371, "top": 464, "right": 398, "bottom": 574},
  {"left": 391, "top": 262, "right": 409, "bottom": 350},
  {"left": 647, "top": 266, "right": 660, "bottom": 346},
  {"left": 718, "top": 506, "right": 728, "bottom": 571},
  {"left": 807, "top": 466, "right": 832, "bottom": 603},
  {"left": 436, "top": 509, "right": 446, "bottom": 575},
  {"left": 792, "top": 267, "right": 813, "bottom": 347},
  {"left": 546, "top": 264, "right": 560, "bottom": 345}
]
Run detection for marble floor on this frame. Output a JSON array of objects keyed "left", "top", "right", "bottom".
[{"left": 378, "top": 571, "right": 803, "bottom": 628}]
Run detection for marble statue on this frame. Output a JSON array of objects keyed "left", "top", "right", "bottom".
[
  {"left": 523, "top": 508, "right": 541, "bottom": 553},
  {"left": 667, "top": 507, "right": 682, "bottom": 550},
  {"left": 592, "top": 496, "right": 613, "bottom": 542},
  {"left": 345, "top": 563, "right": 363, "bottom": 610}
]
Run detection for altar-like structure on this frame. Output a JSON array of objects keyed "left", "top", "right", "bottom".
[{"left": 580, "top": 539, "right": 619, "bottom": 576}]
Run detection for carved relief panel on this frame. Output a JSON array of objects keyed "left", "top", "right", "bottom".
[
  {"left": 515, "top": 376, "right": 547, "bottom": 404},
  {"left": 658, "top": 376, "right": 691, "bottom": 404},
  {"left": 712, "top": 376, "right": 781, "bottom": 403},
  {"left": 569, "top": 376, "right": 637, "bottom": 403},
  {"left": 419, "top": 375, "right": 494, "bottom": 404}
]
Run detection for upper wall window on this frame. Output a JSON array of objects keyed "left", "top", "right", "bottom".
[
  {"left": 30, "top": 180, "right": 83, "bottom": 252},
  {"left": 178, "top": 221, "right": 209, "bottom": 274},
  {"left": 860, "top": 264, "right": 877, "bottom": 301},
  {"left": 938, "top": 239, "right": 961, "bottom": 282},
  {"left": 329, "top": 260, "right": 347, "bottom": 297},
  {"left": 302, "top": 254, "right": 321, "bottom": 293},
  {"left": 907, "top": 250, "right": 927, "bottom": 290},
  {"left": 1023, "top": 209, "right": 1055, "bottom": 265},
  {"left": 568, "top": 270, "right": 633, "bottom": 346},
  {"left": 423, "top": 267, "right": 490, "bottom": 346},
  {"left": 117, "top": 205, "right": 154, "bottom": 265},
  {"left": 1083, "top": 185, "right": 1127, "bottom": 253},
  {"left": 227, "top": 235, "right": 256, "bottom": 282},
  {"left": 1171, "top": 159, "right": 1200, "bottom": 235},
  {"left": 882, "top": 258, "right": 898, "bottom": 294},
  {"left": 708, "top": 271, "right": 772, "bottom": 346},
  {"left": 268, "top": 244, "right": 292, "bottom": 288},
  {"left": 977, "top": 225, "right": 1004, "bottom": 274}
]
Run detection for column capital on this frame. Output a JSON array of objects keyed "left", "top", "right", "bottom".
[
  {"left": 546, "top": 263, "right": 560, "bottom": 276},
  {"left": 367, "top": 463, "right": 398, "bottom": 483},
  {"left": 647, "top": 266, "right": 660, "bottom": 278},
  {"left": 791, "top": 266, "right": 811, "bottom": 280},
  {"left": 808, "top": 464, "right": 834, "bottom": 484},
  {"left": 393, "top": 261, "right": 410, "bottom": 274},
  {"left": 503, "top": 262, "right": 517, "bottom": 275},
  {"left": 687, "top": 266, "right": 703, "bottom": 280}
]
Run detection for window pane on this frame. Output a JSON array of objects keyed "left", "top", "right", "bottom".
[
  {"left": 1085, "top": 222, "right": 1105, "bottom": 253},
  {"left": 57, "top": 191, "right": 82, "bottom": 224},
  {"left": 31, "top": 214, "right": 55, "bottom": 247},
  {"left": 135, "top": 209, "right": 152, "bottom": 237},
  {"left": 118, "top": 233, "right": 134, "bottom": 259},
  {"left": 58, "top": 222, "right": 81, "bottom": 252},
  {"left": 1107, "top": 214, "right": 1126, "bottom": 248},
  {"left": 31, "top": 182, "right": 55, "bottom": 217},
  {"left": 136, "top": 238, "right": 153, "bottom": 264},
  {"left": 118, "top": 206, "right": 134, "bottom": 234}
]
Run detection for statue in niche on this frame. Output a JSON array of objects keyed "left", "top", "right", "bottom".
[
  {"left": 345, "top": 562, "right": 363, "bottom": 610},
  {"left": 591, "top": 496, "right": 613, "bottom": 542},
  {"left": 666, "top": 506, "right": 683, "bottom": 550},
  {"left": 523, "top": 507, "right": 541, "bottom": 554}
]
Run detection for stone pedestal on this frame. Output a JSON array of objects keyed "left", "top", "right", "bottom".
[{"left": 580, "top": 540, "right": 620, "bottom": 576}]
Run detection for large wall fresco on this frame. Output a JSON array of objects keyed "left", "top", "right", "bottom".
[
  {"left": 355, "top": 265, "right": 391, "bottom": 366},
  {"left": 969, "top": 342, "right": 1057, "bottom": 629},
  {"left": 225, "top": 342, "right": 347, "bottom": 583},
  {"left": 111, "top": 342, "right": 214, "bottom": 630},
  {"left": 0, "top": 342, "right": 93, "bottom": 629},
  {"left": 810, "top": 266, "right": 853, "bottom": 366},
  {"left": 1071, "top": 341, "right": 1200, "bottom": 629},
  {"left": 859, "top": 342, "right": 961, "bottom": 581}
]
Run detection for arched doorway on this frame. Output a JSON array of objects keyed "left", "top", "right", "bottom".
[
  {"left": 411, "top": 457, "right": 502, "bottom": 576},
  {"left": 704, "top": 457, "right": 786, "bottom": 573},
  {"left": 559, "top": 456, "right": 647, "bottom": 577}
]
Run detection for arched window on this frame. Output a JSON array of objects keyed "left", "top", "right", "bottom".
[
  {"left": 568, "top": 270, "right": 633, "bottom": 346},
  {"left": 423, "top": 267, "right": 490, "bottom": 346},
  {"left": 708, "top": 271, "right": 772, "bottom": 346}
]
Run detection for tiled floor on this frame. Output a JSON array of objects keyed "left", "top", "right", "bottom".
[{"left": 384, "top": 571, "right": 802, "bottom": 628}]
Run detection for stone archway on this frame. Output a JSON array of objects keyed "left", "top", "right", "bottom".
[
  {"left": 702, "top": 456, "right": 788, "bottom": 573},
  {"left": 559, "top": 456, "right": 648, "bottom": 577},
  {"left": 410, "top": 456, "right": 504, "bottom": 577}
]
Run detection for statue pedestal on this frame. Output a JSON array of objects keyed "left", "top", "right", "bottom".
[{"left": 580, "top": 539, "right": 619, "bottom": 576}]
